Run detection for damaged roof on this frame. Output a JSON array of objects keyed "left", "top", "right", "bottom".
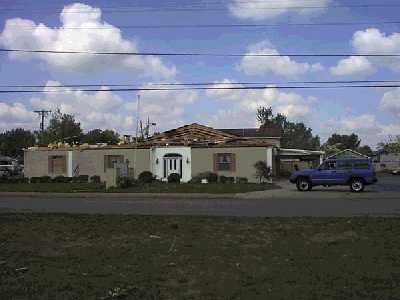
[{"left": 145, "top": 123, "right": 280, "bottom": 147}]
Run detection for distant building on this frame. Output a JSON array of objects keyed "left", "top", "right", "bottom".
[{"left": 373, "top": 150, "right": 400, "bottom": 171}]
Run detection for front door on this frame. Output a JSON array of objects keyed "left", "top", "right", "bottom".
[{"left": 164, "top": 156, "right": 182, "bottom": 178}]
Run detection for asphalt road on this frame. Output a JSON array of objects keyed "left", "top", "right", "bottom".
[{"left": 0, "top": 176, "right": 399, "bottom": 217}]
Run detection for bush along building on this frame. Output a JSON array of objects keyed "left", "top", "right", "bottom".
[{"left": 24, "top": 123, "right": 324, "bottom": 187}]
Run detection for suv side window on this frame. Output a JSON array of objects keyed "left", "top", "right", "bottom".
[
  {"left": 322, "top": 161, "right": 337, "bottom": 170},
  {"left": 337, "top": 160, "right": 353, "bottom": 170}
]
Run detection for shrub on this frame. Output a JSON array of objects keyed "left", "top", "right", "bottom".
[
  {"left": 190, "top": 172, "right": 218, "bottom": 183},
  {"left": 188, "top": 176, "right": 201, "bottom": 184},
  {"left": 117, "top": 177, "right": 136, "bottom": 188},
  {"left": 138, "top": 171, "right": 154, "bottom": 183},
  {"left": 201, "top": 171, "right": 218, "bottom": 183},
  {"left": 168, "top": 173, "right": 181, "bottom": 183},
  {"left": 31, "top": 176, "right": 52, "bottom": 183},
  {"left": 90, "top": 175, "right": 101, "bottom": 184},
  {"left": 30, "top": 177, "right": 40, "bottom": 183},
  {"left": 52, "top": 176, "right": 71, "bottom": 183},
  {"left": 254, "top": 161, "right": 271, "bottom": 183},
  {"left": 219, "top": 175, "right": 235, "bottom": 184},
  {"left": 219, "top": 176, "right": 234, "bottom": 184},
  {"left": 236, "top": 177, "right": 248, "bottom": 184},
  {"left": 0, "top": 177, "right": 29, "bottom": 184},
  {"left": 72, "top": 175, "right": 89, "bottom": 183}
]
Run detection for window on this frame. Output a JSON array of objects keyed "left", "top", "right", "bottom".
[
  {"left": 48, "top": 155, "right": 66, "bottom": 175},
  {"left": 104, "top": 155, "right": 124, "bottom": 172},
  {"left": 214, "top": 153, "right": 236, "bottom": 172},
  {"left": 322, "top": 161, "right": 336, "bottom": 170},
  {"left": 337, "top": 160, "right": 353, "bottom": 170},
  {"left": 353, "top": 160, "right": 370, "bottom": 169}
]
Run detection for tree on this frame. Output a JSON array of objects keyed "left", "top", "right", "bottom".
[
  {"left": 257, "top": 106, "right": 320, "bottom": 150},
  {"left": 323, "top": 133, "right": 374, "bottom": 157},
  {"left": 257, "top": 107, "right": 273, "bottom": 124},
  {"left": 254, "top": 161, "right": 271, "bottom": 183},
  {"left": 326, "top": 133, "right": 361, "bottom": 150},
  {"left": 378, "top": 135, "right": 400, "bottom": 153},
  {"left": 357, "top": 145, "right": 373, "bottom": 157},
  {"left": 41, "top": 109, "right": 83, "bottom": 144},
  {"left": 82, "top": 129, "right": 120, "bottom": 145},
  {"left": 0, "top": 128, "right": 36, "bottom": 160}
]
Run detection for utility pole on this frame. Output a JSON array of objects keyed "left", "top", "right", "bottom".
[
  {"left": 34, "top": 110, "right": 51, "bottom": 132},
  {"left": 133, "top": 94, "right": 141, "bottom": 179}
]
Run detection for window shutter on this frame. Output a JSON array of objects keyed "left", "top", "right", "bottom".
[
  {"left": 213, "top": 153, "right": 218, "bottom": 172},
  {"left": 231, "top": 153, "right": 236, "bottom": 172}
]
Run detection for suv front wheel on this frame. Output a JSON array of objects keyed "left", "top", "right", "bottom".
[
  {"left": 296, "top": 178, "right": 312, "bottom": 192},
  {"left": 350, "top": 178, "right": 365, "bottom": 193}
]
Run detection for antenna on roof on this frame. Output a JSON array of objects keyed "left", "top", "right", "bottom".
[{"left": 34, "top": 109, "right": 51, "bottom": 132}]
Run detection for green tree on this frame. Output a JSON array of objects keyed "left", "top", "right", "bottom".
[
  {"left": 378, "top": 135, "right": 400, "bottom": 153},
  {"left": 257, "top": 106, "right": 320, "bottom": 150},
  {"left": 326, "top": 133, "right": 361, "bottom": 150},
  {"left": 256, "top": 107, "right": 273, "bottom": 124},
  {"left": 0, "top": 128, "right": 36, "bottom": 160},
  {"left": 82, "top": 129, "right": 120, "bottom": 145},
  {"left": 41, "top": 109, "right": 83, "bottom": 144},
  {"left": 323, "top": 133, "right": 373, "bottom": 157}
]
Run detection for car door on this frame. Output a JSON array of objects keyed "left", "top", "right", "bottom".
[
  {"left": 335, "top": 160, "right": 353, "bottom": 184},
  {"left": 311, "top": 161, "right": 336, "bottom": 185}
]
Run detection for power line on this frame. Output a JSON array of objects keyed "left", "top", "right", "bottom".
[
  {"left": 5, "top": 20, "right": 400, "bottom": 30},
  {"left": 1, "top": 48, "right": 399, "bottom": 57},
  {"left": 1, "top": 85, "right": 400, "bottom": 94},
  {"left": 2, "top": 3, "right": 400, "bottom": 13},
  {"left": 2, "top": 80, "right": 400, "bottom": 89}
]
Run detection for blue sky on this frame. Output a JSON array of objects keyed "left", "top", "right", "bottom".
[{"left": 0, "top": 0, "right": 399, "bottom": 147}]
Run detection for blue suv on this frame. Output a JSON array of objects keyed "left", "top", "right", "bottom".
[{"left": 289, "top": 159, "right": 378, "bottom": 192}]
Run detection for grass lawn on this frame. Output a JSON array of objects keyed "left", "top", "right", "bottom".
[
  {"left": 0, "top": 182, "right": 278, "bottom": 193},
  {"left": 1, "top": 214, "right": 400, "bottom": 300},
  {"left": 0, "top": 183, "right": 105, "bottom": 193},
  {"left": 111, "top": 182, "right": 279, "bottom": 193}
]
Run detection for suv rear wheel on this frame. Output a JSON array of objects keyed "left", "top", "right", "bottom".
[
  {"left": 350, "top": 178, "right": 365, "bottom": 193},
  {"left": 296, "top": 178, "right": 312, "bottom": 192}
]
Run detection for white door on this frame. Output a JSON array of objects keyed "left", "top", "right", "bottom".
[{"left": 164, "top": 157, "right": 182, "bottom": 178}]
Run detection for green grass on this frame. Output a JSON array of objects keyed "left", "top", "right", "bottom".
[
  {"left": 0, "top": 183, "right": 105, "bottom": 193},
  {"left": 111, "top": 182, "right": 279, "bottom": 193},
  {"left": 1, "top": 214, "right": 400, "bottom": 300}
]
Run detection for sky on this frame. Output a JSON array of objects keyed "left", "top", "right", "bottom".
[{"left": 0, "top": 0, "right": 399, "bottom": 147}]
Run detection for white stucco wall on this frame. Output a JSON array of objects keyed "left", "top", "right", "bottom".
[{"left": 150, "top": 147, "right": 192, "bottom": 182}]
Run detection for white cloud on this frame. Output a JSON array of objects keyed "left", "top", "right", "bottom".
[
  {"left": 239, "top": 40, "right": 323, "bottom": 78},
  {"left": 126, "top": 83, "right": 198, "bottom": 129},
  {"left": 330, "top": 56, "right": 375, "bottom": 77},
  {"left": 0, "top": 3, "right": 176, "bottom": 78},
  {"left": 380, "top": 88, "right": 400, "bottom": 118},
  {"left": 28, "top": 81, "right": 136, "bottom": 133},
  {"left": 0, "top": 102, "right": 36, "bottom": 131},
  {"left": 331, "top": 28, "right": 400, "bottom": 75},
  {"left": 205, "top": 79, "right": 314, "bottom": 128},
  {"left": 321, "top": 114, "right": 399, "bottom": 146},
  {"left": 228, "top": 0, "right": 331, "bottom": 21}
]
